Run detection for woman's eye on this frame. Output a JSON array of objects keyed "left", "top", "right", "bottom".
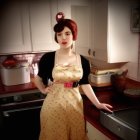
[
  {"left": 66, "top": 32, "right": 71, "bottom": 35},
  {"left": 57, "top": 33, "right": 61, "bottom": 36}
]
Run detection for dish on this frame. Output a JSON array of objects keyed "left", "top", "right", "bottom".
[{"left": 124, "top": 88, "right": 140, "bottom": 98}]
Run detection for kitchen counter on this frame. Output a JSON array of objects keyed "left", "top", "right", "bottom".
[
  {"left": 83, "top": 89, "right": 140, "bottom": 140},
  {"left": 84, "top": 78, "right": 140, "bottom": 139},
  {"left": 0, "top": 78, "right": 140, "bottom": 139},
  {"left": 0, "top": 78, "right": 38, "bottom": 97}
]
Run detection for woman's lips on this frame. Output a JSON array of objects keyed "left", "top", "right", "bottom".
[{"left": 62, "top": 42, "right": 67, "bottom": 45}]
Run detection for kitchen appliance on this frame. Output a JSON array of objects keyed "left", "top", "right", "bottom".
[
  {"left": 2, "top": 106, "right": 41, "bottom": 140},
  {"left": 100, "top": 108, "right": 140, "bottom": 140},
  {"left": 89, "top": 68, "right": 123, "bottom": 87},
  {"left": 0, "top": 66, "right": 31, "bottom": 86},
  {"left": 0, "top": 91, "right": 46, "bottom": 140}
]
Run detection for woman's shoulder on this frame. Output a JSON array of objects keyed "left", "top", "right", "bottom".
[
  {"left": 79, "top": 54, "right": 89, "bottom": 63},
  {"left": 42, "top": 51, "right": 55, "bottom": 57},
  {"left": 38, "top": 51, "right": 56, "bottom": 66},
  {"left": 40, "top": 51, "right": 56, "bottom": 60}
]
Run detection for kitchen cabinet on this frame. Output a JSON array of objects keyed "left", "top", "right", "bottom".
[
  {"left": 28, "top": 0, "right": 56, "bottom": 52},
  {"left": 0, "top": 0, "right": 71, "bottom": 54},
  {"left": 0, "top": 0, "right": 54, "bottom": 54},
  {"left": 28, "top": 0, "right": 72, "bottom": 52},
  {"left": 71, "top": 0, "right": 92, "bottom": 57},
  {"left": 92, "top": 0, "right": 139, "bottom": 63},
  {"left": 86, "top": 121, "right": 111, "bottom": 140},
  {"left": 0, "top": 1, "right": 31, "bottom": 54}
]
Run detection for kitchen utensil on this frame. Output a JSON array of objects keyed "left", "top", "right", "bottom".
[{"left": 111, "top": 69, "right": 128, "bottom": 94}]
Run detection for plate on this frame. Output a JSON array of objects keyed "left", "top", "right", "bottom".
[{"left": 124, "top": 88, "right": 140, "bottom": 98}]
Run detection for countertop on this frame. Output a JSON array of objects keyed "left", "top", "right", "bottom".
[
  {"left": 84, "top": 78, "right": 140, "bottom": 139},
  {"left": 83, "top": 89, "right": 140, "bottom": 140},
  {"left": 0, "top": 77, "right": 140, "bottom": 139},
  {"left": 0, "top": 78, "right": 38, "bottom": 97}
]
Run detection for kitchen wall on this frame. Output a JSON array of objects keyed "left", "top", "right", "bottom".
[
  {"left": 112, "top": 0, "right": 140, "bottom": 81},
  {"left": 122, "top": 33, "right": 140, "bottom": 81}
]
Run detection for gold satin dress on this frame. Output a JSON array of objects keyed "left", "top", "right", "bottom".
[{"left": 39, "top": 63, "right": 87, "bottom": 140}]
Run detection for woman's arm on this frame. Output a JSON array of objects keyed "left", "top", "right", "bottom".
[
  {"left": 33, "top": 75, "right": 48, "bottom": 94},
  {"left": 81, "top": 84, "right": 113, "bottom": 113}
]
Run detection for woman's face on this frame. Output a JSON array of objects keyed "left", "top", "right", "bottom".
[{"left": 56, "top": 26, "right": 73, "bottom": 49}]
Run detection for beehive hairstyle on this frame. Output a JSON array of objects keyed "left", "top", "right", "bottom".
[{"left": 53, "top": 12, "right": 78, "bottom": 43}]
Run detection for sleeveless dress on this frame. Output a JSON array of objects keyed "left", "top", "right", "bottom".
[{"left": 39, "top": 54, "right": 87, "bottom": 140}]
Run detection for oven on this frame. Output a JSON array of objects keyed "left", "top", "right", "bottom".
[{"left": 0, "top": 91, "right": 46, "bottom": 140}]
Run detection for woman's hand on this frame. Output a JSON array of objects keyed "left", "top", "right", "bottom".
[
  {"left": 33, "top": 75, "right": 54, "bottom": 95},
  {"left": 96, "top": 103, "right": 113, "bottom": 113},
  {"left": 43, "top": 85, "right": 53, "bottom": 94},
  {"left": 43, "top": 81, "right": 54, "bottom": 94},
  {"left": 81, "top": 84, "right": 113, "bottom": 113}
]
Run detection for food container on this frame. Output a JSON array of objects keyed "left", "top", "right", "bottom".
[
  {"left": 89, "top": 73, "right": 114, "bottom": 87},
  {"left": 0, "top": 66, "right": 31, "bottom": 86}
]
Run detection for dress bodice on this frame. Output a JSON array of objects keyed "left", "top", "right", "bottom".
[
  {"left": 52, "top": 64, "right": 83, "bottom": 82},
  {"left": 52, "top": 51, "right": 83, "bottom": 82}
]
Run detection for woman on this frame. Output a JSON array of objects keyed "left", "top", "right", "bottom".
[{"left": 33, "top": 12, "right": 113, "bottom": 140}]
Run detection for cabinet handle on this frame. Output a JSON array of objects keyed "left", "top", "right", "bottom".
[
  {"left": 3, "top": 106, "right": 41, "bottom": 118},
  {"left": 88, "top": 49, "right": 91, "bottom": 55},
  {"left": 92, "top": 51, "right": 95, "bottom": 56}
]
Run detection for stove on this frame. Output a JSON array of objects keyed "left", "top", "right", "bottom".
[
  {"left": 0, "top": 90, "right": 46, "bottom": 140},
  {"left": 0, "top": 90, "right": 46, "bottom": 111},
  {"left": 100, "top": 107, "right": 140, "bottom": 140}
]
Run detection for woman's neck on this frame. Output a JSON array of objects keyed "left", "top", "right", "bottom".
[{"left": 58, "top": 48, "right": 74, "bottom": 56}]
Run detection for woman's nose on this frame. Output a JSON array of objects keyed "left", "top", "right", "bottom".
[{"left": 62, "top": 34, "right": 66, "bottom": 39}]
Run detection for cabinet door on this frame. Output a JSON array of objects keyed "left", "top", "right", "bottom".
[
  {"left": 71, "top": 1, "right": 92, "bottom": 57},
  {"left": 86, "top": 121, "right": 110, "bottom": 140},
  {"left": 92, "top": 0, "right": 108, "bottom": 61},
  {"left": 29, "top": 0, "right": 57, "bottom": 52},
  {"left": 0, "top": 1, "right": 31, "bottom": 54},
  {"left": 92, "top": 0, "right": 139, "bottom": 63}
]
